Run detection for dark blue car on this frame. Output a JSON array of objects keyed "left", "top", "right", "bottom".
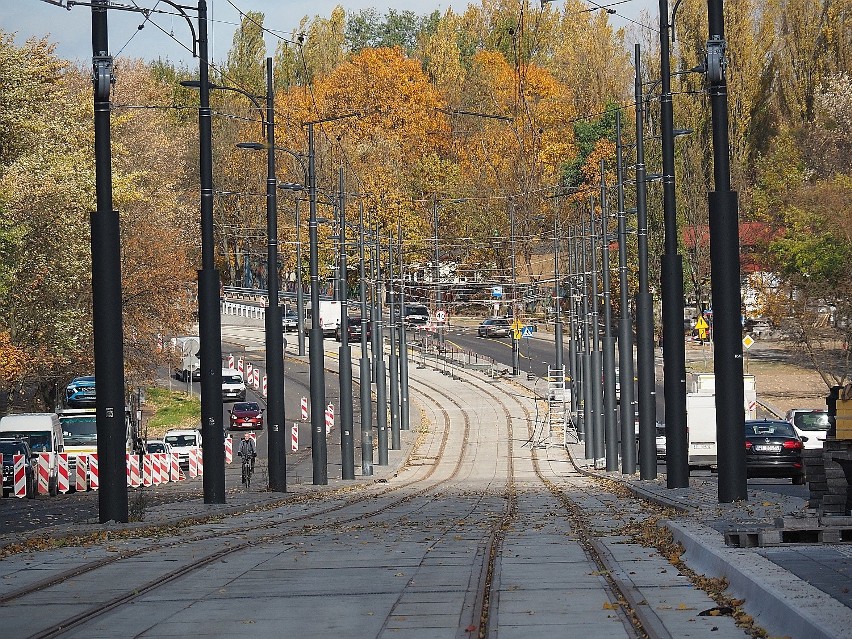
[{"left": 65, "top": 376, "right": 96, "bottom": 408}]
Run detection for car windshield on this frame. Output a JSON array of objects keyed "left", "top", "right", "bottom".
[
  {"left": 235, "top": 403, "right": 259, "bottom": 412},
  {"left": 146, "top": 442, "right": 166, "bottom": 453},
  {"left": 793, "top": 411, "right": 829, "bottom": 431},
  {"left": 1, "top": 431, "right": 51, "bottom": 452},
  {"left": 747, "top": 422, "right": 796, "bottom": 437},
  {"left": 224, "top": 375, "right": 243, "bottom": 384},
  {"left": 493, "top": 319, "right": 509, "bottom": 326},
  {"left": 60, "top": 416, "right": 98, "bottom": 444},
  {"left": 0, "top": 442, "right": 27, "bottom": 456},
  {"left": 406, "top": 306, "right": 428, "bottom": 316},
  {"left": 165, "top": 434, "right": 198, "bottom": 447}
]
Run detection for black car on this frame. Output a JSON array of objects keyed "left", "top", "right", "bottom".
[
  {"left": 744, "top": 419, "right": 805, "bottom": 484},
  {"left": 335, "top": 316, "right": 371, "bottom": 342},
  {"left": 1, "top": 438, "right": 35, "bottom": 498},
  {"left": 65, "top": 376, "right": 96, "bottom": 408},
  {"left": 478, "top": 317, "right": 511, "bottom": 338}
]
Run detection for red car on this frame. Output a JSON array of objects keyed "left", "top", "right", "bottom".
[{"left": 228, "top": 402, "right": 264, "bottom": 430}]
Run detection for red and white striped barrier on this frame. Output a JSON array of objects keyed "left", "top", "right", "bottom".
[
  {"left": 143, "top": 454, "right": 153, "bottom": 486},
  {"left": 262, "top": 374, "right": 267, "bottom": 397},
  {"left": 170, "top": 452, "right": 182, "bottom": 481},
  {"left": 127, "top": 453, "right": 140, "bottom": 488},
  {"left": 188, "top": 448, "right": 198, "bottom": 478},
  {"left": 246, "top": 362, "right": 253, "bottom": 382},
  {"left": 37, "top": 452, "right": 52, "bottom": 495},
  {"left": 155, "top": 453, "right": 165, "bottom": 485},
  {"left": 225, "top": 436, "right": 232, "bottom": 464},
  {"left": 160, "top": 453, "right": 170, "bottom": 483},
  {"left": 13, "top": 454, "right": 27, "bottom": 498},
  {"left": 253, "top": 368, "right": 260, "bottom": 390},
  {"left": 197, "top": 447, "right": 203, "bottom": 476},
  {"left": 325, "top": 404, "right": 334, "bottom": 434},
  {"left": 237, "top": 357, "right": 244, "bottom": 374},
  {"left": 76, "top": 455, "right": 88, "bottom": 492},
  {"left": 301, "top": 396, "right": 308, "bottom": 421},
  {"left": 57, "top": 453, "right": 69, "bottom": 494},
  {"left": 227, "top": 354, "right": 235, "bottom": 369},
  {"left": 89, "top": 454, "right": 99, "bottom": 490},
  {"left": 291, "top": 423, "right": 299, "bottom": 452}
]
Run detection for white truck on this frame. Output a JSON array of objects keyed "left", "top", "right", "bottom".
[
  {"left": 686, "top": 373, "right": 758, "bottom": 468},
  {"left": 306, "top": 300, "right": 341, "bottom": 337},
  {"left": 0, "top": 413, "right": 64, "bottom": 496},
  {"left": 173, "top": 336, "right": 201, "bottom": 382}
]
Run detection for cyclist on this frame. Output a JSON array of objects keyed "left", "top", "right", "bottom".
[{"left": 237, "top": 432, "right": 257, "bottom": 473}]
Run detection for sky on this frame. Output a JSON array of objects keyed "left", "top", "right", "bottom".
[{"left": 1, "top": 0, "right": 657, "bottom": 66}]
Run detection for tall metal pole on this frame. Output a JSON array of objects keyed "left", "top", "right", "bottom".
[
  {"left": 387, "top": 232, "right": 401, "bottom": 450},
  {"left": 358, "top": 202, "right": 373, "bottom": 474},
  {"left": 659, "top": 0, "right": 689, "bottom": 488},
  {"left": 307, "top": 122, "right": 327, "bottom": 485},
  {"left": 373, "top": 224, "right": 389, "bottom": 465},
  {"left": 263, "top": 57, "right": 286, "bottom": 492},
  {"left": 707, "top": 0, "right": 747, "bottom": 502},
  {"left": 196, "top": 0, "right": 225, "bottom": 503},
  {"left": 295, "top": 200, "right": 305, "bottom": 356},
  {"left": 600, "top": 162, "right": 618, "bottom": 471},
  {"left": 338, "top": 167, "right": 355, "bottom": 479},
  {"left": 567, "top": 225, "right": 581, "bottom": 439},
  {"left": 91, "top": 0, "right": 128, "bottom": 523},
  {"left": 635, "top": 44, "right": 659, "bottom": 479},
  {"left": 588, "top": 200, "right": 605, "bottom": 465},
  {"left": 433, "top": 199, "right": 443, "bottom": 348},
  {"left": 398, "top": 219, "right": 410, "bottom": 431},
  {"left": 553, "top": 203, "right": 564, "bottom": 374},
  {"left": 580, "top": 222, "right": 594, "bottom": 459},
  {"left": 616, "top": 111, "right": 637, "bottom": 474},
  {"left": 510, "top": 201, "right": 520, "bottom": 375}
]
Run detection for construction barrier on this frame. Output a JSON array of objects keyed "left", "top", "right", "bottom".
[
  {"left": 301, "top": 396, "right": 308, "bottom": 421},
  {"left": 57, "top": 453, "right": 69, "bottom": 494},
  {"left": 292, "top": 423, "right": 298, "bottom": 452},
  {"left": 89, "top": 454, "right": 99, "bottom": 490},
  {"left": 129, "top": 453, "right": 139, "bottom": 487},
  {"left": 253, "top": 368, "right": 260, "bottom": 390},
  {"left": 37, "top": 452, "right": 51, "bottom": 495},
  {"left": 197, "top": 447, "right": 203, "bottom": 476},
  {"left": 227, "top": 354, "right": 234, "bottom": 369},
  {"left": 170, "top": 452, "right": 182, "bottom": 481},
  {"left": 325, "top": 404, "right": 334, "bottom": 434},
  {"left": 237, "top": 357, "right": 244, "bottom": 374},
  {"left": 143, "top": 454, "right": 153, "bottom": 486},
  {"left": 76, "top": 455, "right": 88, "bottom": 492},
  {"left": 225, "top": 436, "right": 232, "bottom": 464},
  {"left": 13, "top": 454, "right": 27, "bottom": 498},
  {"left": 188, "top": 447, "right": 198, "bottom": 478},
  {"left": 246, "top": 362, "right": 253, "bottom": 383},
  {"left": 262, "top": 374, "right": 267, "bottom": 397}
]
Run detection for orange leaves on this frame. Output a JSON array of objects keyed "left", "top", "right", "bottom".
[{"left": 0, "top": 332, "right": 26, "bottom": 387}]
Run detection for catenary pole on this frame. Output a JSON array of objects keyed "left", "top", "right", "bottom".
[{"left": 338, "top": 167, "right": 355, "bottom": 479}]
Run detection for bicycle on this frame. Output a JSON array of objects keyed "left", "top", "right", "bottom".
[{"left": 240, "top": 452, "right": 255, "bottom": 490}]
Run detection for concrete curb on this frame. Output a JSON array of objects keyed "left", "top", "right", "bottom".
[{"left": 667, "top": 520, "right": 852, "bottom": 639}]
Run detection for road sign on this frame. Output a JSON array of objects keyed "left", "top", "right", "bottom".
[
  {"left": 510, "top": 319, "right": 523, "bottom": 331},
  {"left": 521, "top": 326, "right": 534, "bottom": 338},
  {"left": 436, "top": 310, "right": 446, "bottom": 323},
  {"left": 491, "top": 286, "right": 503, "bottom": 299},
  {"left": 743, "top": 335, "right": 754, "bottom": 350},
  {"left": 513, "top": 329, "right": 522, "bottom": 340},
  {"left": 695, "top": 316, "right": 709, "bottom": 330}
]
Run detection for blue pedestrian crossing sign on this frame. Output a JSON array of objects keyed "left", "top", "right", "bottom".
[{"left": 521, "top": 326, "right": 534, "bottom": 338}]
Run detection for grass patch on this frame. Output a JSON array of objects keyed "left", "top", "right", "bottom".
[{"left": 144, "top": 387, "right": 201, "bottom": 437}]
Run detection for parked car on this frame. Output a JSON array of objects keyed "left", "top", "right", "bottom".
[
  {"left": 281, "top": 308, "right": 299, "bottom": 332},
  {"left": 744, "top": 419, "right": 805, "bottom": 484},
  {"left": 478, "top": 317, "right": 511, "bottom": 338},
  {"left": 394, "top": 304, "right": 430, "bottom": 327},
  {"left": 335, "top": 316, "right": 371, "bottom": 342},
  {"left": 163, "top": 429, "right": 202, "bottom": 469},
  {"left": 655, "top": 422, "right": 667, "bottom": 460},
  {"left": 785, "top": 408, "right": 829, "bottom": 450},
  {"left": 65, "top": 376, "right": 97, "bottom": 408},
  {"left": 145, "top": 440, "right": 172, "bottom": 455},
  {"left": 1, "top": 438, "right": 35, "bottom": 498},
  {"left": 228, "top": 402, "right": 264, "bottom": 431}
]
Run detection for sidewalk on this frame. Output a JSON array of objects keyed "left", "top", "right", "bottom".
[{"left": 566, "top": 443, "right": 852, "bottom": 639}]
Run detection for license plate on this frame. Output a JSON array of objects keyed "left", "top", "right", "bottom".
[
  {"left": 692, "top": 443, "right": 713, "bottom": 450},
  {"left": 754, "top": 445, "right": 781, "bottom": 452}
]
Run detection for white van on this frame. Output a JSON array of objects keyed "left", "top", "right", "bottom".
[
  {"left": 0, "top": 413, "right": 64, "bottom": 495},
  {"left": 222, "top": 368, "right": 246, "bottom": 402},
  {"left": 163, "top": 428, "right": 202, "bottom": 469}
]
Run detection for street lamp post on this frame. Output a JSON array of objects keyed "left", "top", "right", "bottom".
[
  {"left": 600, "top": 162, "right": 619, "bottom": 471},
  {"left": 588, "top": 202, "right": 604, "bottom": 465},
  {"left": 397, "top": 219, "right": 410, "bottom": 431},
  {"left": 634, "top": 44, "right": 659, "bottom": 479},
  {"left": 387, "top": 232, "right": 401, "bottom": 450},
  {"left": 510, "top": 201, "right": 520, "bottom": 376},
  {"left": 295, "top": 200, "right": 306, "bottom": 356},
  {"left": 337, "top": 167, "right": 354, "bottom": 480},
  {"left": 372, "top": 223, "right": 389, "bottom": 465},
  {"left": 616, "top": 111, "right": 637, "bottom": 474},
  {"left": 358, "top": 202, "right": 373, "bottom": 474}
]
